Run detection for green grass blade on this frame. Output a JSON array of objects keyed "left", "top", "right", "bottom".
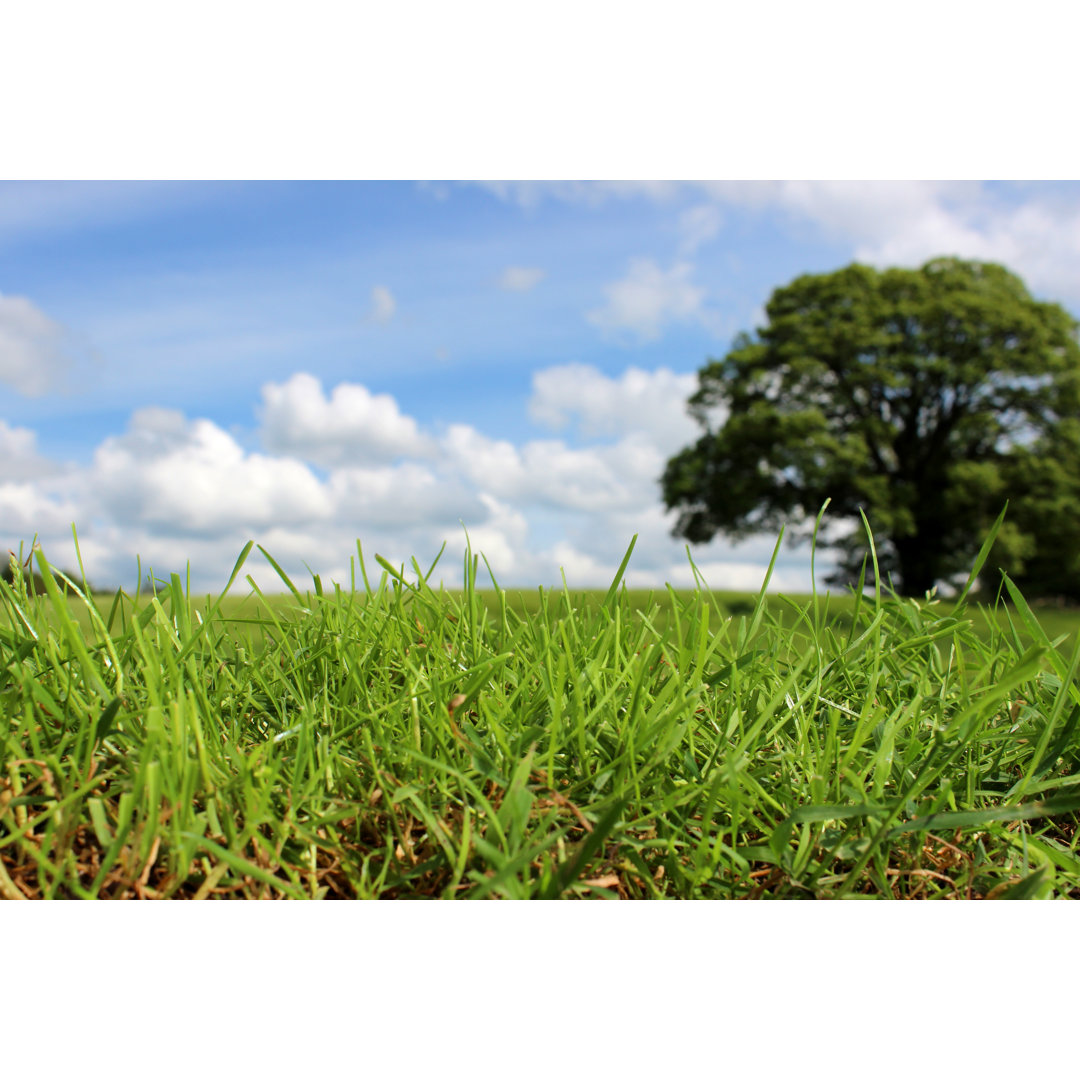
[
  {"left": 256, "top": 544, "right": 305, "bottom": 604},
  {"left": 542, "top": 797, "right": 628, "bottom": 899},
  {"left": 601, "top": 535, "right": 637, "bottom": 611},
  {"left": 953, "top": 503, "right": 1008, "bottom": 608}
]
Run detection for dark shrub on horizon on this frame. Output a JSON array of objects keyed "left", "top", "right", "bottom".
[{"left": 1, "top": 564, "right": 93, "bottom": 596}]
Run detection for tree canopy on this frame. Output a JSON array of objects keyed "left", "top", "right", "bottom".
[
  {"left": 989, "top": 416, "right": 1080, "bottom": 602},
  {"left": 661, "top": 257, "right": 1080, "bottom": 597}
]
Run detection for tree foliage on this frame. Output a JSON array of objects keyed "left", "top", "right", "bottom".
[
  {"left": 661, "top": 257, "right": 1080, "bottom": 597},
  {"left": 988, "top": 417, "right": 1080, "bottom": 602}
]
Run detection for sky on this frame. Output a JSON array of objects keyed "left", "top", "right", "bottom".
[{"left": 2, "top": 179, "right": 1080, "bottom": 595}]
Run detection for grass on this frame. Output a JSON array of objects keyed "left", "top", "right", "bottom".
[
  {"left": 2, "top": 523, "right": 1080, "bottom": 899},
  {"left": 21, "top": 584, "right": 1080, "bottom": 656}
]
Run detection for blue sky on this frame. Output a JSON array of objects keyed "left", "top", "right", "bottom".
[{"left": 2, "top": 180, "right": 1080, "bottom": 593}]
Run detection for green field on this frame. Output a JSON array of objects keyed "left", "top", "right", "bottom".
[
  {"left": 3, "top": 536, "right": 1080, "bottom": 899},
  {"left": 28, "top": 584, "right": 1080, "bottom": 656}
]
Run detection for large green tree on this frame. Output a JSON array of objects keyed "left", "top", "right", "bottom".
[
  {"left": 986, "top": 416, "right": 1080, "bottom": 602},
  {"left": 661, "top": 257, "right": 1080, "bottom": 596}
]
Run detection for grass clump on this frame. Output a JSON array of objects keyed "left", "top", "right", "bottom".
[{"left": 2, "top": 520, "right": 1080, "bottom": 900}]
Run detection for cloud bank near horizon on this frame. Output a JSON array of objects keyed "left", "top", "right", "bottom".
[{"left": 0, "top": 363, "right": 809, "bottom": 594}]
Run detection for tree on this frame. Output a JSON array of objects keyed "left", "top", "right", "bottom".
[
  {"left": 984, "top": 416, "right": 1080, "bottom": 603},
  {"left": 661, "top": 257, "right": 1080, "bottom": 596}
]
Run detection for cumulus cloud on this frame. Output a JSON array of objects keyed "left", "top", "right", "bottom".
[
  {"left": 0, "top": 481, "right": 81, "bottom": 539},
  {"left": 516, "top": 436, "right": 659, "bottom": 512},
  {"left": 0, "top": 364, "right": 820, "bottom": 594},
  {"left": 441, "top": 423, "right": 662, "bottom": 514},
  {"left": 0, "top": 419, "right": 57, "bottom": 482},
  {"left": 709, "top": 181, "right": 989, "bottom": 267},
  {"left": 848, "top": 189, "right": 1080, "bottom": 304},
  {"left": 367, "top": 285, "right": 396, "bottom": 324},
  {"left": 0, "top": 293, "right": 77, "bottom": 396},
  {"left": 497, "top": 266, "right": 546, "bottom": 292},
  {"left": 440, "top": 425, "right": 523, "bottom": 495},
  {"left": 91, "top": 407, "right": 333, "bottom": 536},
  {"left": 694, "top": 181, "right": 1080, "bottom": 308},
  {"left": 260, "top": 372, "right": 433, "bottom": 466},
  {"left": 0, "top": 422, "right": 82, "bottom": 563},
  {"left": 558, "top": 501, "right": 817, "bottom": 592},
  {"left": 528, "top": 364, "right": 698, "bottom": 452},
  {"left": 587, "top": 259, "right": 710, "bottom": 343},
  {"left": 0, "top": 421, "right": 38, "bottom": 467},
  {"left": 439, "top": 494, "right": 532, "bottom": 582},
  {"left": 328, "top": 463, "right": 485, "bottom": 528}
]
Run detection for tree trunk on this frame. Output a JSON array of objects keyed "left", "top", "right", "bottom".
[{"left": 893, "top": 534, "right": 940, "bottom": 597}]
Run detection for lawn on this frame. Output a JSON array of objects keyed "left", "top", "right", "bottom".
[{"left": 2, "top": 531, "right": 1079, "bottom": 899}]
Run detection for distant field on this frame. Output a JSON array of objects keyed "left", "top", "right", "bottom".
[{"left": 26, "top": 585, "right": 1080, "bottom": 656}]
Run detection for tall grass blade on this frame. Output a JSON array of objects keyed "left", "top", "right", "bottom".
[
  {"left": 953, "top": 503, "right": 1009, "bottom": 608},
  {"left": 542, "top": 797, "right": 627, "bottom": 899},
  {"left": 600, "top": 535, "right": 637, "bottom": 611},
  {"left": 256, "top": 544, "right": 305, "bottom": 604}
]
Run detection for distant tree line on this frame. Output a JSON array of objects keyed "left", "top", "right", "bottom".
[{"left": 2, "top": 560, "right": 95, "bottom": 597}]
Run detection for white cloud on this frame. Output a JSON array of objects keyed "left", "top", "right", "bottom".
[
  {"left": 546, "top": 541, "right": 619, "bottom": 586},
  {"left": 517, "top": 436, "right": 659, "bottom": 512},
  {"left": 698, "top": 181, "right": 1080, "bottom": 308},
  {"left": 497, "top": 266, "right": 546, "bottom": 292},
  {"left": 440, "top": 494, "right": 532, "bottom": 582},
  {"left": 559, "top": 501, "right": 819, "bottom": 591},
  {"left": 367, "top": 285, "right": 396, "bottom": 324},
  {"left": 0, "top": 421, "right": 37, "bottom": 465},
  {"left": 0, "top": 364, "right": 820, "bottom": 594},
  {"left": 91, "top": 407, "right": 333, "bottom": 536},
  {"left": 587, "top": 259, "right": 708, "bottom": 343},
  {"left": 0, "top": 293, "right": 77, "bottom": 396},
  {"left": 328, "top": 463, "right": 485, "bottom": 528},
  {"left": 528, "top": 364, "right": 698, "bottom": 452},
  {"left": 529, "top": 532, "right": 813, "bottom": 593},
  {"left": 260, "top": 372, "right": 433, "bottom": 466},
  {"left": 441, "top": 423, "right": 662, "bottom": 514},
  {"left": 470, "top": 180, "right": 1080, "bottom": 308},
  {"left": 0, "top": 481, "right": 80, "bottom": 539},
  {"left": 0, "top": 420, "right": 56, "bottom": 482},
  {"left": 710, "top": 181, "right": 987, "bottom": 266},
  {"left": 851, "top": 191, "right": 1080, "bottom": 304},
  {"left": 440, "top": 424, "right": 524, "bottom": 495},
  {"left": 678, "top": 203, "right": 723, "bottom": 255}
]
